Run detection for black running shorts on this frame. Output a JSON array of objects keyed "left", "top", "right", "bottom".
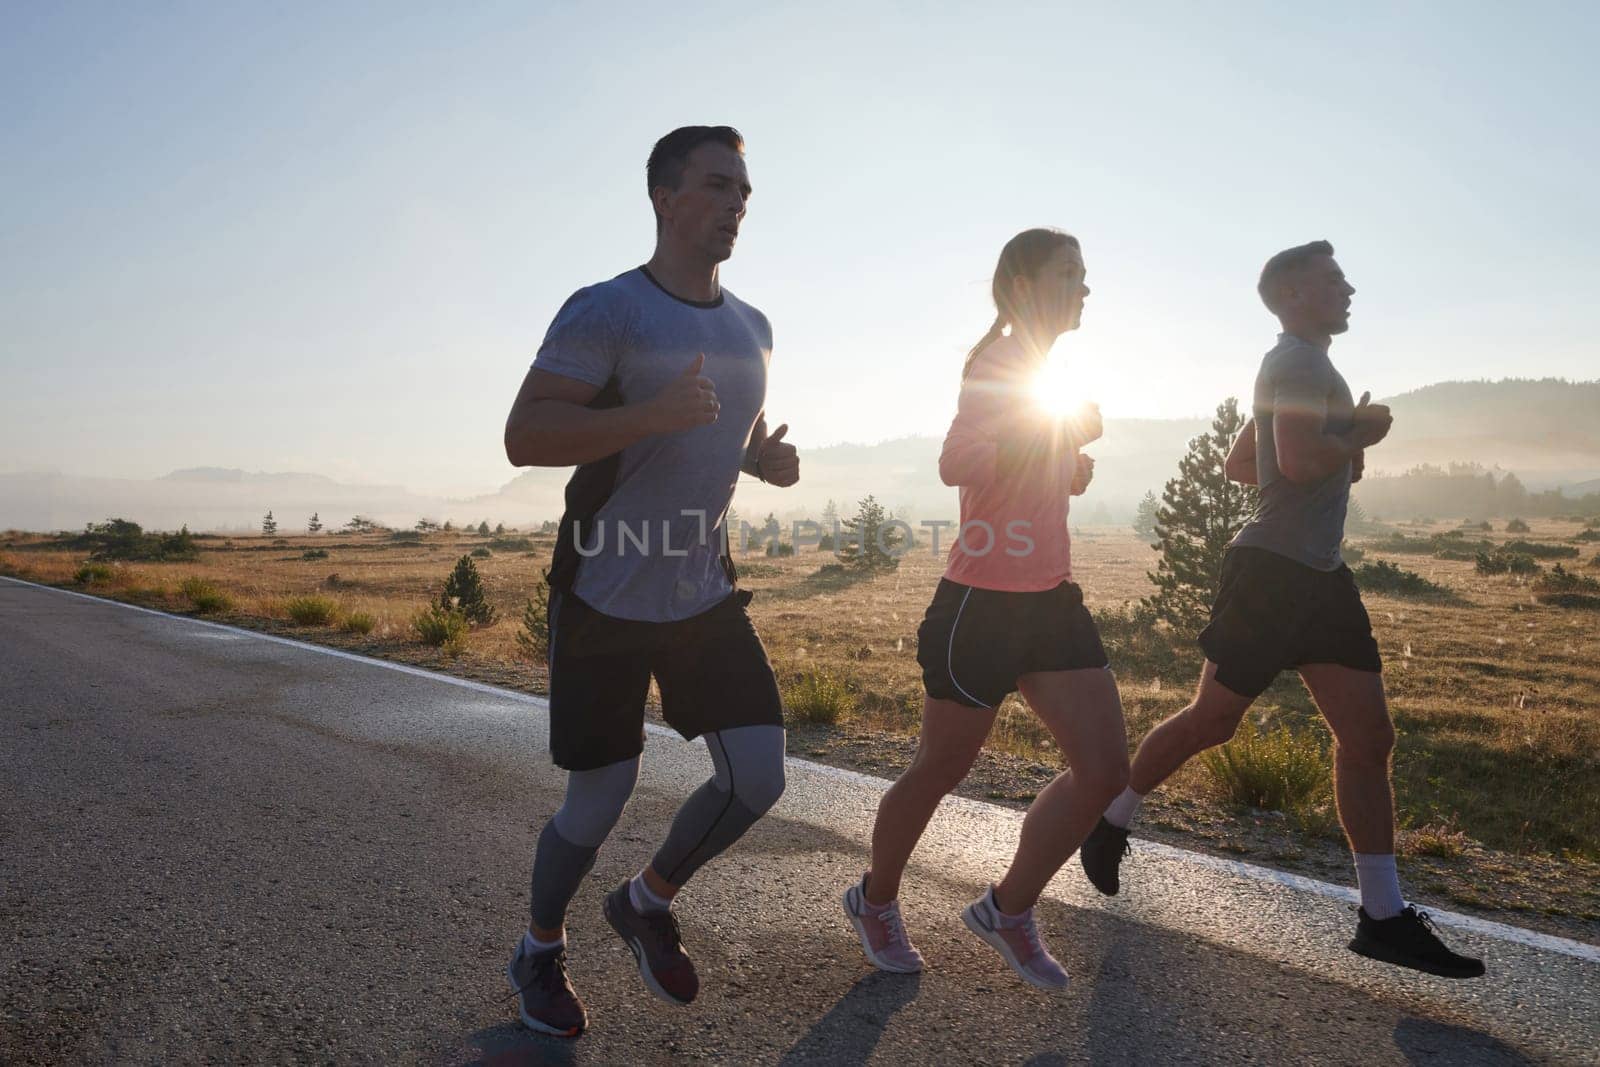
[
  {"left": 1198, "top": 546, "right": 1383, "bottom": 699},
  {"left": 917, "top": 578, "right": 1110, "bottom": 710},
  {"left": 546, "top": 589, "right": 784, "bottom": 770}
]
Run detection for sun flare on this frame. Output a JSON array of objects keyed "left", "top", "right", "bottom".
[{"left": 1031, "top": 360, "right": 1088, "bottom": 418}]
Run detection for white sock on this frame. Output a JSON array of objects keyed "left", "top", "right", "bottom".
[
  {"left": 1354, "top": 853, "right": 1406, "bottom": 920},
  {"left": 1104, "top": 786, "right": 1145, "bottom": 829},
  {"left": 629, "top": 872, "right": 671, "bottom": 913},
  {"left": 523, "top": 930, "right": 563, "bottom": 954}
]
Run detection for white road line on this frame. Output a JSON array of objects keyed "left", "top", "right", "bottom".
[{"left": 6, "top": 574, "right": 1598, "bottom": 964}]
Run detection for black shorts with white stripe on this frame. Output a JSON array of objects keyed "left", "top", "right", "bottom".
[{"left": 915, "top": 578, "right": 1109, "bottom": 710}]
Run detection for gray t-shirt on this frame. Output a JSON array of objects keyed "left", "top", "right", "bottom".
[
  {"left": 1230, "top": 333, "right": 1356, "bottom": 572},
  {"left": 532, "top": 267, "right": 770, "bottom": 623}
]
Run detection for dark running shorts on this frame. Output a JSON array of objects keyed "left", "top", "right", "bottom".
[
  {"left": 917, "top": 578, "right": 1110, "bottom": 710},
  {"left": 1198, "top": 546, "right": 1383, "bottom": 699},
  {"left": 546, "top": 589, "right": 783, "bottom": 770}
]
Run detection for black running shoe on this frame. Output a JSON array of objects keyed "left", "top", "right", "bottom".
[
  {"left": 1079, "top": 817, "right": 1132, "bottom": 896},
  {"left": 1348, "top": 906, "right": 1486, "bottom": 979},
  {"left": 603, "top": 882, "right": 699, "bottom": 1005},
  {"left": 506, "top": 938, "right": 587, "bottom": 1037}
]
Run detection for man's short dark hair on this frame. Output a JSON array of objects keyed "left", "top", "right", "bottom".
[
  {"left": 646, "top": 126, "right": 744, "bottom": 206},
  {"left": 1258, "top": 240, "right": 1334, "bottom": 312}
]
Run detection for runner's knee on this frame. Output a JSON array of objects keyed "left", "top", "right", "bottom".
[
  {"left": 708, "top": 725, "right": 786, "bottom": 814},
  {"left": 1335, "top": 719, "right": 1395, "bottom": 767},
  {"left": 733, "top": 755, "right": 785, "bottom": 814},
  {"left": 1185, "top": 702, "right": 1247, "bottom": 750},
  {"left": 551, "top": 757, "right": 640, "bottom": 848}
]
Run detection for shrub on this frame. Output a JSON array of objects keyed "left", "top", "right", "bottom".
[
  {"left": 284, "top": 594, "right": 339, "bottom": 626},
  {"left": 439, "top": 554, "right": 495, "bottom": 624},
  {"left": 342, "top": 611, "right": 377, "bottom": 635},
  {"left": 1363, "top": 531, "right": 1491, "bottom": 557},
  {"left": 413, "top": 605, "right": 468, "bottom": 655},
  {"left": 302, "top": 548, "right": 329, "bottom": 560},
  {"left": 76, "top": 519, "right": 200, "bottom": 562},
  {"left": 767, "top": 542, "right": 796, "bottom": 557},
  {"left": 515, "top": 577, "right": 551, "bottom": 663},
  {"left": 1200, "top": 719, "right": 1331, "bottom": 816},
  {"left": 1340, "top": 541, "right": 1365, "bottom": 564},
  {"left": 75, "top": 562, "right": 116, "bottom": 585},
  {"left": 782, "top": 670, "right": 854, "bottom": 725},
  {"left": 489, "top": 535, "right": 536, "bottom": 552},
  {"left": 1504, "top": 518, "right": 1530, "bottom": 534},
  {"left": 179, "top": 577, "right": 233, "bottom": 615},
  {"left": 1532, "top": 564, "right": 1600, "bottom": 610},
  {"left": 1352, "top": 560, "right": 1448, "bottom": 598},
  {"left": 1401, "top": 819, "right": 1473, "bottom": 859},
  {"left": 1574, "top": 529, "right": 1600, "bottom": 543},
  {"left": 390, "top": 529, "right": 423, "bottom": 543},
  {"left": 1475, "top": 551, "right": 1541, "bottom": 576},
  {"left": 1502, "top": 539, "right": 1579, "bottom": 560},
  {"left": 471, "top": 546, "right": 492, "bottom": 559}
]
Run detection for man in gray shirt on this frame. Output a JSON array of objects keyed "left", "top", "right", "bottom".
[
  {"left": 1081, "top": 241, "right": 1483, "bottom": 980},
  {"left": 500, "top": 126, "right": 800, "bottom": 1036}
]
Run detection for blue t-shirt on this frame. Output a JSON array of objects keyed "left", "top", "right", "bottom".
[
  {"left": 1231, "top": 333, "right": 1356, "bottom": 571},
  {"left": 532, "top": 267, "right": 770, "bottom": 622}
]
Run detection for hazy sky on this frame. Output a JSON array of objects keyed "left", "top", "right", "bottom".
[{"left": 4, "top": 1, "right": 1595, "bottom": 494}]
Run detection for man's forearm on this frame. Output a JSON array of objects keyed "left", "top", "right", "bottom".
[{"left": 505, "top": 399, "right": 656, "bottom": 467}]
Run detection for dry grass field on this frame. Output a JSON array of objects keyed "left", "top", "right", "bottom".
[{"left": 5, "top": 518, "right": 1598, "bottom": 939}]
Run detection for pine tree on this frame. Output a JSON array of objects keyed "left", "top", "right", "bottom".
[
  {"left": 1132, "top": 491, "right": 1159, "bottom": 542},
  {"left": 1143, "top": 398, "right": 1258, "bottom": 630},
  {"left": 515, "top": 575, "right": 551, "bottom": 662},
  {"left": 822, "top": 499, "right": 839, "bottom": 527},
  {"left": 440, "top": 554, "right": 496, "bottom": 624},
  {"left": 477, "top": 520, "right": 490, "bottom": 536},
  {"left": 261, "top": 510, "right": 277, "bottom": 537},
  {"left": 839, "top": 494, "right": 902, "bottom": 572},
  {"left": 307, "top": 512, "right": 323, "bottom": 534},
  {"left": 494, "top": 522, "right": 506, "bottom": 535}
]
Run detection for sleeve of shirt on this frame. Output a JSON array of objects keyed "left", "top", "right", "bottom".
[
  {"left": 530, "top": 286, "right": 621, "bottom": 388},
  {"left": 938, "top": 372, "right": 1003, "bottom": 487},
  {"left": 1271, "top": 347, "right": 1330, "bottom": 423}
]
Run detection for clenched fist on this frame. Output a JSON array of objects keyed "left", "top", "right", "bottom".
[
  {"left": 1070, "top": 452, "right": 1095, "bottom": 496},
  {"left": 645, "top": 353, "right": 720, "bottom": 434},
  {"left": 1349, "top": 391, "right": 1392, "bottom": 450},
  {"left": 756, "top": 423, "right": 800, "bottom": 487},
  {"left": 1066, "top": 401, "right": 1103, "bottom": 448}
]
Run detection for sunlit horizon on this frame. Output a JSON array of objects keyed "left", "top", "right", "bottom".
[{"left": 4, "top": 3, "right": 1597, "bottom": 496}]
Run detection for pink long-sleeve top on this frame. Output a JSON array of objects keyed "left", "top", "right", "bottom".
[{"left": 938, "top": 335, "right": 1076, "bottom": 591}]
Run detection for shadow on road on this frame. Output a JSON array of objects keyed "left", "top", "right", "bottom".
[
  {"left": 777, "top": 971, "right": 923, "bottom": 1065},
  {"left": 1393, "top": 1016, "right": 1536, "bottom": 1066},
  {"left": 454, "top": 1019, "right": 578, "bottom": 1067}
]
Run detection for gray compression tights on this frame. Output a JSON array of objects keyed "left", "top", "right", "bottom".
[{"left": 529, "top": 724, "right": 786, "bottom": 931}]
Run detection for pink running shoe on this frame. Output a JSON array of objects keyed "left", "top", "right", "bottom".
[
  {"left": 842, "top": 874, "right": 924, "bottom": 973},
  {"left": 961, "top": 887, "right": 1069, "bottom": 990}
]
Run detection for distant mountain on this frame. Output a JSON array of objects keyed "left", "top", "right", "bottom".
[
  {"left": 158, "top": 467, "right": 340, "bottom": 487},
  {"left": 3, "top": 379, "right": 1594, "bottom": 532},
  {"left": 1373, "top": 378, "right": 1600, "bottom": 483}
]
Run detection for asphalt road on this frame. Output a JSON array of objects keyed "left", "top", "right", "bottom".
[{"left": 2, "top": 577, "right": 1596, "bottom": 1065}]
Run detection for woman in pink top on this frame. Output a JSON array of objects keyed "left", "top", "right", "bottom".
[{"left": 842, "top": 228, "right": 1131, "bottom": 990}]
